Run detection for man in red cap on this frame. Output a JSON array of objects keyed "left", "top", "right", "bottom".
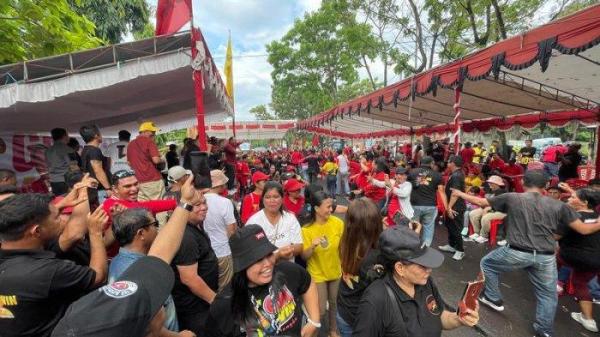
[
  {"left": 240, "top": 171, "right": 269, "bottom": 224},
  {"left": 283, "top": 178, "right": 305, "bottom": 217}
]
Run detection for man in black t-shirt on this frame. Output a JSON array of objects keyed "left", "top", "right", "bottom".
[
  {"left": 518, "top": 139, "right": 536, "bottom": 170},
  {"left": 452, "top": 170, "right": 600, "bottom": 337},
  {"left": 171, "top": 196, "right": 219, "bottom": 335},
  {"left": 559, "top": 143, "right": 582, "bottom": 182},
  {"left": 79, "top": 125, "right": 111, "bottom": 204},
  {"left": 0, "top": 193, "right": 108, "bottom": 337},
  {"left": 408, "top": 156, "right": 442, "bottom": 246},
  {"left": 438, "top": 156, "right": 466, "bottom": 260}
]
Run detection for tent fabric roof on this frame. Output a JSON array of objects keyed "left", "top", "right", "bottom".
[
  {"left": 0, "top": 30, "right": 232, "bottom": 136},
  {"left": 298, "top": 4, "right": 600, "bottom": 138},
  {"left": 202, "top": 120, "right": 296, "bottom": 140}
]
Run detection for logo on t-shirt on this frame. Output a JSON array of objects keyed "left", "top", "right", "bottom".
[
  {"left": 102, "top": 281, "right": 138, "bottom": 299},
  {"left": 426, "top": 294, "right": 442, "bottom": 315},
  {"left": 0, "top": 295, "right": 17, "bottom": 319},
  {"left": 251, "top": 285, "right": 298, "bottom": 334}
]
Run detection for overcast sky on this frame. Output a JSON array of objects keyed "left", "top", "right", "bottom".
[{"left": 146, "top": 0, "right": 323, "bottom": 121}]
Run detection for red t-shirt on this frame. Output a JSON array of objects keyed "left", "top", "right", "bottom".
[
  {"left": 460, "top": 148, "right": 475, "bottom": 164},
  {"left": 365, "top": 171, "right": 387, "bottom": 202},
  {"left": 349, "top": 161, "right": 361, "bottom": 176},
  {"left": 241, "top": 192, "right": 261, "bottom": 224},
  {"left": 502, "top": 164, "right": 524, "bottom": 176},
  {"left": 489, "top": 158, "right": 506, "bottom": 172},
  {"left": 283, "top": 195, "right": 305, "bottom": 216},
  {"left": 127, "top": 136, "right": 162, "bottom": 183},
  {"left": 236, "top": 161, "right": 250, "bottom": 187},
  {"left": 224, "top": 143, "right": 237, "bottom": 164},
  {"left": 291, "top": 151, "right": 303, "bottom": 165},
  {"left": 102, "top": 197, "right": 177, "bottom": 256}
]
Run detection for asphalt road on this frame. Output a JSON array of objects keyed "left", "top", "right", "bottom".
[{"left": 329, "top": 193, "right": 598, "bottom": 337}]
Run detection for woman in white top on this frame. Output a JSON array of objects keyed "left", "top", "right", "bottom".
[
  {"left": 246, "top": 181, "right": 304, "bottom": 261},
  {"left": 371, "top": 166, "right": 414, "bottom": 225},
  {"left": 387, "top": 166, "right": 414, "bottom": 219}
]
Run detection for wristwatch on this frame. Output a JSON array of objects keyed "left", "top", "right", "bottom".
[{"left": 178, "top": 202, "right": 194, "bottom": 212}]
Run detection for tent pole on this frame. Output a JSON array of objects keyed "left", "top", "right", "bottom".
[
  {"left": 594, "top": 125, "right": 600, "bottom": 178},
  {"left": 191, "top": 29, "right": 208, "bottom": 151},
  {"left": 453, "top": 86, "right": 462, "bottom": 155}
]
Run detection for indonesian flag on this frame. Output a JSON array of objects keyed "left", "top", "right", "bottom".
[{"left": 155, "top": 0, "right": 192, "bottom": 36}]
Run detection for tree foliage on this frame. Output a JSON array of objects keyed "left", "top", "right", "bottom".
[
  {"left": 268, "top": 0, "right": 595, "bottom": 120},
  {"left": 69, "top": 0, "right": 151, "bottom": 44},
  {"left": 250, "top": 104, "right": 277, "bottom": 120},
  {"left": 267, "top": 0, "right": 380, "bottom": 120},
  {"left": 0, "top": 0, "right": 101, "bottom": 65}
]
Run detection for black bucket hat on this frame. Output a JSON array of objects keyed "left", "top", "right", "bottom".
[
  {"left": 379, "top": 226, "right": 444, "bottom": 268},
  {"left": 230, "top": 224, "right": 278, "bottom": 272}
]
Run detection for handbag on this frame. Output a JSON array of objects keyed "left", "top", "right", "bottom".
[{"left": 379, "top": 194, "right": 390, "bottom": 217}]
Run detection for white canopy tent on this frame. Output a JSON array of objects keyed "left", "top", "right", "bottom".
[{"left": 0, "top": 31, "right": 232, "bottom": 137}]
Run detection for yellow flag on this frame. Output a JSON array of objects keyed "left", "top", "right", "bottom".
[{"left": 224, "top": 33, "right": 234, "bottom": 101}]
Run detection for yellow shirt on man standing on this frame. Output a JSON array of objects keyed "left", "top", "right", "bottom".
[{"left": 301, "top": 215, "right": 344, "bottom": 282}]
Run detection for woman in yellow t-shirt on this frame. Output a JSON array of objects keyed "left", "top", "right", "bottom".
[{"left": 302, "top": 190, "right": 344, "bottom": 337}]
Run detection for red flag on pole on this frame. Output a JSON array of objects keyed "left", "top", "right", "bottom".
[{"left": 155, "top": 0, "right": 192, "bottom": 35}]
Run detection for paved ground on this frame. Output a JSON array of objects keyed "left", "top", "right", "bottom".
[{"left": 329, "top": 194, "right": 599, "bottom": 337}]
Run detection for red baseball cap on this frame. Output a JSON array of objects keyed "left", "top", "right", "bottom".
[
  {"left": 252, "top": 171, "right": 270, "bottom": 184},
  {"left": 284, "top": 179, "right": 304, "bottom": 192}
]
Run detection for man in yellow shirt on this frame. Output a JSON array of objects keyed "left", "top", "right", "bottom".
[{"left": 473, "top": 143, "right": 483, "bottom": 164}]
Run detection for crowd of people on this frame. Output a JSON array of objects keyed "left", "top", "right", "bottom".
[{"left": 0, "top": 121, "right": 598, "bottom": 337}]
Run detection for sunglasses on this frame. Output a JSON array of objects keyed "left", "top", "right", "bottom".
[{"left": 113, "top": 170, "right": 136, "bottom": 180}]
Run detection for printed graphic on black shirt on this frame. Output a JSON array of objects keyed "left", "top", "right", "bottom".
[
  {"left": 0, "top": 295, "right": 16, "bottom": 319},
  {"left": 249, "top": 285, "right": 298, "bottom": 336},
  {"left": 426, "top": 294, "right": 442, "bottom": 315}
]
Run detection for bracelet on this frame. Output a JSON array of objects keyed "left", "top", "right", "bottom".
[{"left": 306, "top": 317, "right": 321, "bottom": 328}]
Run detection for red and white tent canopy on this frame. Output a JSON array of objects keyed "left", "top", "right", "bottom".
[
  {"left": 202, "top": 120, "right": 296, "bottom": 140},
  {"left": 297, "top": 4, "right": 600, "bottom": 139},
  {"left": 0, "top": 30, "right": 232, "bottom": 137}
]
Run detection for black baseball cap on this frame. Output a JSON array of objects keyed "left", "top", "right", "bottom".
[
  {"left": 230, "top": 224, "right": 277, "bottom": 272},
  {"left": 420, "top": 156, "right": 434, "bottom": 166},
  {"left": 449, "top": 155, "right": 463, "bottom": 167},
  {"left": 379, "top": 226, "right": 444, "bottom": 268},
  {"left": 395, "top": 167, "right": 408, "bottom": 175},
  {"left": 51, "top": 256, "right": 174, "bottom": 337}
]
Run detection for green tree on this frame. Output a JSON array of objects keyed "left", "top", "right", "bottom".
[
  {"left": 0, "top": 0, "right": 101, "bottom": 65},
  {"left": 250, "top": 104, "right": 277, "bottom": 120},
  {"left": 267, "top": 0, "right": 378, "bottom": 120},
  {"left": 69, "top": 0, "right": 151, "bottom": 44}
]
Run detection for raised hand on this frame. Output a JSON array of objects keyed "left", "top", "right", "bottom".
[
  {"left": 87, "top": 207, "right": 109, "bottom": 235},
  {"left": 180, "top": 175, "right": 202, "bottom": 205}
]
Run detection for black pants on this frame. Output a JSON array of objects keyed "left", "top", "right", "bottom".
[
  {"left": 178, "top": 310, "right": 209, "bottom": 335},
  {"left": 223, "top": 162, "right": 236, "bottom": 190},
  {"left": 50, "top": 182, "right": 68, "bottom": 196},
  {"left": 308, "top": 171, "right": 317, "bottom": 184},
  {"left": 444, "top": 210, "right": 464, "bottom": 252}
]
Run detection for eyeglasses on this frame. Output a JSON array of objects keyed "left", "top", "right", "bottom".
[
  {"left": 142, "top": 220, "right": 159, "bottom": 229},
  {"left": 113, "top": 170, "right": 136, "bottom": 181}
]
